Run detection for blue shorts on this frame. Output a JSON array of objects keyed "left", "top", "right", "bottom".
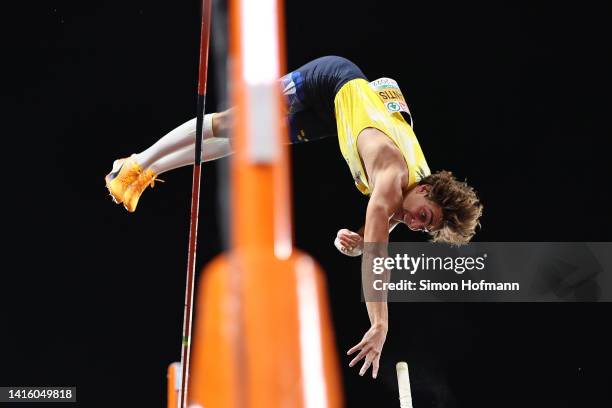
[{"left": 279, "top": 56, "right": 367, "bottom": 143}]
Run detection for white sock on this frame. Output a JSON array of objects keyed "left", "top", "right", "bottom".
[
  {"left": 149, "top": 137, "right": 233, "bottom": 175},
  {"left": 135, "top": 114, "right": 216, "bottom": 170}
]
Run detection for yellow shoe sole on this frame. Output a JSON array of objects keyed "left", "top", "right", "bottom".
[{"left": 105, "top": 158, "right": 128, "bottom": 204}]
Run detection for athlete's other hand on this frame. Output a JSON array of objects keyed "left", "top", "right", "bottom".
[
  {"left": 334, "top": 228, "right": 363, "bottom": 257},
  {"left": 347, "top": 323, "right": 387, "bottom": 379}
]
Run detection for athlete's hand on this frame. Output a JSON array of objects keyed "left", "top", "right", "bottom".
[
  {"left": 347, "top": 323, "right": 387, "bottom": 379},
  {"left": 334, "top": 228, "right": 363, "bottom": 257}
]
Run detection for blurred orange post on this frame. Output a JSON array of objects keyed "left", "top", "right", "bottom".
[
  {"left": 167, "top": 362, "right": 180, "bottom": 408},
  {"left": 186, "top": 0, "right": 343, "bottom": 406}
]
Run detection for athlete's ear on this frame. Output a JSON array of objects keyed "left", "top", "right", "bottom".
[{"left": 416, "top": 184, "right": 431, "bottom": 194}]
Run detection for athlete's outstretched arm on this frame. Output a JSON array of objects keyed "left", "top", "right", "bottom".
[{"left": 347, "top": 169, "right": 403, "bottom": 378}]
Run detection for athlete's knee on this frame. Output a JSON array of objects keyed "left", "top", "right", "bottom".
[{"left": 211, "top": 108, "right": 234, "bottom": 138}]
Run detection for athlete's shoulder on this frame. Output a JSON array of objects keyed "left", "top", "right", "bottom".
[{"left": 368, "top": 167, "right": 406, "bottom": 214}]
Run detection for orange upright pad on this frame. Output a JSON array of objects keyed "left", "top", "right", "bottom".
[
  {"left": 167, "top": 362, "right": 180, "bottom": 408},
  {"left": 188, "top": 249, "right": 343, "bottom": 408},
  {"left": 186, "top": 0, "right": 343, "bottom": 405}
]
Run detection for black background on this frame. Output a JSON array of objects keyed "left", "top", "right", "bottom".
[{"left": 4, "top": 0, "right": 612, "bottom": 407}]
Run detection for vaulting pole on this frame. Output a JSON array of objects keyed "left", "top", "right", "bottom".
[{"left": 179, "top": 1, "right": 213, "bottom": 407}]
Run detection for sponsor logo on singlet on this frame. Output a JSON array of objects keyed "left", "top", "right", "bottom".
[{"left": 369, "top": 78, "right": 412, "bottom": 118}]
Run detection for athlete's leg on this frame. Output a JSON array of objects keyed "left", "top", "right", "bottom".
[
  {"left": 141, "top": 102, "right": 337, "bottom": 176},
  {"left": 149, "top": 137, "right": 231, "bottom": 175},
  {"left": 143, "top": 106, "right": 334, "bottom": 176},
  {"left": 135, "top": 109, "right": 232, "bottom": 170},
  {"left": 143, "top": 109, "right": 233, "bottom": 174},
  {"left": 104, "top": 109, "right": 232, "bottom": 207}
]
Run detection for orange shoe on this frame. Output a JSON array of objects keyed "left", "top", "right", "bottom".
[
  {"left": 104, "top": 155, "right": 142, "bottom": 204},
  {"left": 122, "top": 168, "right": 163, "bottom": 212}
]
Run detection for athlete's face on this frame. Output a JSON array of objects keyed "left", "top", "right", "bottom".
[{"left": 398, "top": 184, "right": 443, "bottom": 233}]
